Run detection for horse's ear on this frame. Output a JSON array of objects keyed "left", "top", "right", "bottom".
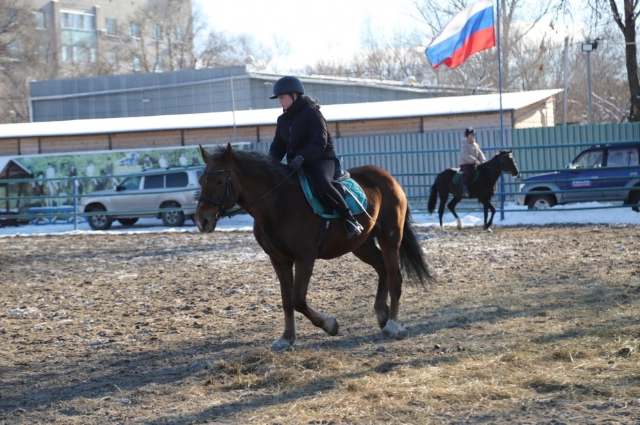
[
  {"left": 223, "top": 143, "right": 233, "bottom": 163},
  {"left": 199, "top": 144, "right": 209, "bottom": 162}
]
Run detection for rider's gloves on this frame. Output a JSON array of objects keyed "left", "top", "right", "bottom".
[{"left": 289, "top": 155, "right": 304, "bottom": 171}]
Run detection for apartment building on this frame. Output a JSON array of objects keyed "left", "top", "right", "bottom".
[{"left": 12, "top": 0, "right": 193, "bottom": 75}]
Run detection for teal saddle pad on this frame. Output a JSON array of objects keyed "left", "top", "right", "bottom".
[
  {"left": 452, "top": 168, "right": 479, "bottom": 185},
  {"left": 298, "top": 172, "right": 368, "bottom": 218}
]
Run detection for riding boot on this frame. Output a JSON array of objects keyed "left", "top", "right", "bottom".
[
  {"left": 343, "top": 214, "right": 363, "bottom": 239},
  {"left": 462, "top": 185, "right": 469, "bottom": 198}
]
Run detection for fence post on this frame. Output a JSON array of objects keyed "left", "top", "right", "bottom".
[
  {"left": 499, "top": 174, "right": 505, "bottom": 221},
  {"left": 73, "top": 177, "right": 78, "bottom": 231}
]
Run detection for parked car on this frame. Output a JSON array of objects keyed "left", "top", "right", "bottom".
[
  {"left": 516, "top": 142, "right": 640, "bottom": 211},
  {"left": 80, "top": 168, "right": 203, "bottom": 230}
]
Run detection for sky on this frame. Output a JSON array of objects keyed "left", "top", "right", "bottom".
[
  {"left": 193, "top": 0, "right": 421, "bottom": 72},
  {"left": 1, "top": 202, "right": 638, "bottom": 238}
]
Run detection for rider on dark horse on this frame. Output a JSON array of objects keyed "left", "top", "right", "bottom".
[
  {"left": 459, "top": 127, "right": 487, "bottom": 197},
  {"left": 268, "top": 76, "right": 364, "bottom": 239}
]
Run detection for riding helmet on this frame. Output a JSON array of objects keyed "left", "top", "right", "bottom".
[
  {"left": 465, "top": 127, "right": 475, "bottom": 137},
  {"left": 270, "top": 76, "right": 305, "bottom": 99}
]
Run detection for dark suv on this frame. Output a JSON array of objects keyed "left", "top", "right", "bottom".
[
  {"left": 516, "top": 142, "right": 640, "bottom": 210},
  {"left": 80, "top": 168, "right": 202, "bottom": 230}
]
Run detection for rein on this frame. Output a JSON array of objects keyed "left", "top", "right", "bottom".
[
  {"left": 479, "top": 156, "right": 519, "bottom": 177},
  {"left": 198, "top": 167, "right": 297, "bottom": 219}
]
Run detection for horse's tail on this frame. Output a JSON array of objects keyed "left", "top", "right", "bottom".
[
  {"left": 400, "top": 206, "right": 433, "bottom": 285},
  {"left": 427, "top": 180, "right": 438, "bottom": 214}
]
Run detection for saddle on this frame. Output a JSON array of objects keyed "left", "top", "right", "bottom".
[
  {"left": 452, "top": 168, "right": 479, "bottom": 187},
  {"left": 297, "top": 171, "right": 368, "bottom": 218}
]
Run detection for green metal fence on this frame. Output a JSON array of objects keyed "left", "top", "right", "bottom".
[{"left": 2, "top": 122, "right": 640, "bottom": 227}]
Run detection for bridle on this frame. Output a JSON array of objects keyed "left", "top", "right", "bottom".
[
  {"left": 480, "top": 152, "right": 520, "bottom": 178},
  {"left": 198, "top": 169, "right": 235, "bottom": 220},
  {"left": 197, "top": 166, "right": 297, "bottom": 219}
]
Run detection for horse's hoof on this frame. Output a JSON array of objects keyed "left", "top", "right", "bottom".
[
  {"left": 271, "top": 337, "right": 293, "bottom": 351},
  {"left": 485, "top": 227, "right": 493, "bottom": 233},
  {"left": 381, "top": 320, "right": 404, "bottom": 339},
  {"left": 397, "top": 326, "right": 408, "bottom": 339},
  {"left": 324, "top": 316, "right": 339, "bottom": 336}
]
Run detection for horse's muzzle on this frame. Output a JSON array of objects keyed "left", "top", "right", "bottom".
[{"left": 195, "top": 212, "right": 218, "bottom": 233}]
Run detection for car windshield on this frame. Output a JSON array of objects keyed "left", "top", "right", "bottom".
[
  {"left": 572, "top": 150, "right": 603, "bottom": 168},
  {"left": 119, "top": 176, "right": 141, "bottom": 190}
]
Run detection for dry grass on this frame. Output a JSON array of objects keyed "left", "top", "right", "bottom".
[{"left": 1, "top": 225, "right": 640, "bottom": 423}]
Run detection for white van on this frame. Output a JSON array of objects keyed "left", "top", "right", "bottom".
[{"left": 80, "top": 168, "right": 202, "bottom": 230}]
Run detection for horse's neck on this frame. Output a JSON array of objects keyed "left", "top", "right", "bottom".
[
  {"left": 481, "top": 159, "right": 503, "bottom": 183},
  {"left": 235, "top": 173, "right": 298, "bottom": 220}
]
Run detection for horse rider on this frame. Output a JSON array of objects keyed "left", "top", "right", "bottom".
[
  {"left": 459, "top": 127, "right": 487, "bottom": 197},
  {"left": 268, "top": 76, "right": 364, "bottom": 239}
]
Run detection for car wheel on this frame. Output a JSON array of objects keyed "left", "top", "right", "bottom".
[
  {"left": 161, "top": 203, "right": 185, "bottom": 227},
  {"left": 527, "top": 194, "right": 556, "bottom": 210},
  {"left": 629, "top": 186, "right": 640, "bottom": 212},
  {"left": 87, "top": 205, "right": 112, "bottom": 230},
  {"left": 117, "top": 218, "right": 139, "bottom": 226}
]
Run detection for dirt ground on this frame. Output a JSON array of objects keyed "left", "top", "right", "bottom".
[{"left": 1, "top": 224, "right": 640, "bottom": 424}]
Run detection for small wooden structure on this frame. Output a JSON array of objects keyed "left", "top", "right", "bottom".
[{"left": 0, "top": 158, "right": 32, "bottom": 225}]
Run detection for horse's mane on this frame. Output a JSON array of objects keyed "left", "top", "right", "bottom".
[
  {"left": 210, "top": 147, "right": 292, "bottom": 186},
  {"left": 480, "top": 150, "right": 509, "bottom": 168}
]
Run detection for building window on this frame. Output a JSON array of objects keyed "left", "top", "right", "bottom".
[
  {"left": 175, "top": 27, "right": 184, "bottom": 42},
  {"left": 60, "top": 9, "right": 97, "bottom": 64},
  {"left": 154, "top": 56, "right": 162, "bottom": 72},
  {"left": 132, "top": 56, "right": 141, "bottom": 71},
  {"left": 129, "top": 22, "right": 140, "bottom": 38},
  {"left": 61, "top": 10, "right": 95, "bottom": 30},
  {"left": 152, "top": 25, "right": 162, "bottom": 40},
  {"left": 35, "top": 11, "right": 45, "bottom": 29},
  {"left": 9, "top": 43, "right": 21, "bottom": 60},
  {"left": 106, "top": 51, "right": 118, "bottom": 67},
  {"left": 105, "top": 18, "right": 117, "bottom": 35},
  {"left": 39, "top": 45, "right": 47, "bottom": 63}
]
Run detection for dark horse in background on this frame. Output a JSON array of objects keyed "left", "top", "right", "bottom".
[
  {"left": 428, "top": 150, "right": 520, "bottom": 233},
  {"left": 196, "top": 144, "right": 432, "bottom": 350}
]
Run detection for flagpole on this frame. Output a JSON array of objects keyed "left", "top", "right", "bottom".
[
  {"left": 496, "top": 0, "right": 504, "bottom": 147},
  {"left": 496, "top": 0, "right": 506, "bottom": 220}
]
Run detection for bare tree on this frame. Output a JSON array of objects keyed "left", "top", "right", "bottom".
[
  {"left": 0, "top": 0, "right": 54, "bottom": 123},
  {"left": 594, "top": 0, "right": 640, "bottom": 121}
]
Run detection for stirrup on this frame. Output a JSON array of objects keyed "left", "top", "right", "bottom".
[{"left": 344, "top": 219, "right": 363, "bottom": 239}]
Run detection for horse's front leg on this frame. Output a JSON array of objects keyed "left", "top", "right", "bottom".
[
  {"left": 292, "top": 259, "right": 339, "bottom": 337},
  {"left": 269, "top": 257, "right": 296, "bottom": 351},
  {"left": 480, "top": 199, "right": 496, "bottom": 232}
]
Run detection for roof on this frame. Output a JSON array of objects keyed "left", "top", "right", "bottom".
[
  {"left": 0, "top": 89, "right": 561, "bottom": 139},
  {"left": 0, "top": 157, "right": 33, "bottom": 179}
]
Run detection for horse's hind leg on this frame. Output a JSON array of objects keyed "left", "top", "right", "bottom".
[
  {"left": 376, "top": 223, "right": 407, "bottom": 339},
  {"left": 352, "top": 240, "right": 390, "bottom": 329},
  {"left": 438, "top": 191, "right": 449, "bottom": 234},
  {"left": 447, "top": 197, "right": 463, "bottom": 230}
]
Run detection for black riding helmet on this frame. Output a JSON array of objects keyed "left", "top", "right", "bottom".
[
  {"left": 269, "top": 76, "right": 305, "bottom": 99},
  {"left": 465, "top": 127, "right": 475, "bottom": 137}
]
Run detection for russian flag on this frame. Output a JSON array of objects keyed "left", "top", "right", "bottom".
[{"left": 425, "top": 0, "right": 496, "bottom": 69}]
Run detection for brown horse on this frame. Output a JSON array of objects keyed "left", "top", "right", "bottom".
[{"left": 195, "top": 144, "right": 432, "bottom": 350}]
